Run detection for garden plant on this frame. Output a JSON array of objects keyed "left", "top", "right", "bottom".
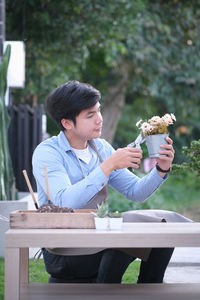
[{"left": 0, "top": 45, "right": 15, "bottom": 200}]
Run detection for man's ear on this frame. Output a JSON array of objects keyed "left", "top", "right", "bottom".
[{"left": 61, "top": 119, "right": 74, "bottom": 130}]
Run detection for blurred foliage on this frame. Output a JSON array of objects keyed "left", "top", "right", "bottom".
[
  {"left": 112, "top": 0, "right": 200, "bottom": 163},
  {"left": 80, "top": 0, "right": 200, "bottom": 163},
  {"left": 173, "top": 139, "right": 200, "bottom": 176},
  {"left": 6, "top": 0, "right": 200, "bottom": 163},
  {"left": 6, "top": 0, "right": 144, "bottom": 103}
]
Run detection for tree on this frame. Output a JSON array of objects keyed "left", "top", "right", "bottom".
[
  {"left": 6, "top": 0, "right": 200, "bottom": 159},
  {"left": 80, "top": 0, "right": 200, "bottom": 151},
  {"left": 6, "top": 0, "right": 144, "bottom": 103}
]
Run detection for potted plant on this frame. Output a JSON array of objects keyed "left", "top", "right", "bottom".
[
  {"left": 108, "top": 211, "right": 123, "bottom": 230},
  {"left": 136, "top": 113, "right": 176, "bottom": 158},
  {"left": 92, "top": 201, "right": 109, "bottom": 230},
  {"left": 0, "top": 44, "right": 16, "bottom": 200}
]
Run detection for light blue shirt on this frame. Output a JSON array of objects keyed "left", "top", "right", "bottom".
[{"left": 32, "top": 131, "right": 167, "bottom": 209}]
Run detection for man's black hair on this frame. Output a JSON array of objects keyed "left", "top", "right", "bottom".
[{"left": 46, "top": 80, "right": 101, "bottom": 130}]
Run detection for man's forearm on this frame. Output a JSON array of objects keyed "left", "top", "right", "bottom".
[{"left": 100, "top": 158, "right": 115, "bottom": 178}]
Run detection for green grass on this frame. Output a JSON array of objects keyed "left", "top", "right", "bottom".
[
  {"left": 0, "top": 258, "right": 140, "bottom": 299},
  {"left": 28, "top": 259, "right": 49, "bottom": 283},
  {"left": 122, "top": 260, "right": 140, "bottom": 283}
]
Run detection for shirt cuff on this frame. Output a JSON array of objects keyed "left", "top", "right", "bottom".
[{"left": 152, "top": 166, "right": 169, "bottom": 181}]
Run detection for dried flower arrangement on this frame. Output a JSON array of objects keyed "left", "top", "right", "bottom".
[{"left": 136, "top": 113, "right": 176, "bottom": 136}]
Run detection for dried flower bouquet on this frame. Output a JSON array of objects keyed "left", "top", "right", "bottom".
[
  {"left": 136, "top": 113, "right": 176, "bottom": 158},
  {"left": 136, "top": 113, "right": 176, "bottom": 136}
]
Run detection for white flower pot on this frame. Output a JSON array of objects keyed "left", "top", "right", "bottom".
[
  {"left": 145, "top": 134, "right": 168, "bottom": 158},
  {"left": 94, "top": 217, "right": 109, "bottom": 230},
  {"left": 109, "top": 218, "right": 123, "bottom": 230}
]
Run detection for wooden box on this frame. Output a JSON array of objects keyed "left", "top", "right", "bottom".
[{"left": 10, "top": 209, "right": 96, "bottom": 229}]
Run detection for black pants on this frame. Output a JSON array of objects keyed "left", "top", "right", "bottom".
[{"left": 43, "top": 247, "right": 174, "bottom": 284}]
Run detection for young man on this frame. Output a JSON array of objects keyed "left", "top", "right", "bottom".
[{"left": 32, "top": 80, "right": 175, "bottom": 283}]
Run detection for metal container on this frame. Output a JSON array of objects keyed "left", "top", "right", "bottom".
[{"left": 145, "top": 134, "right": 168, "bottom": 158}]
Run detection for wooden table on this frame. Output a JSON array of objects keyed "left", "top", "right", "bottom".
[{"left": 4, "top": 223, "right": 200, "bottom": 300}]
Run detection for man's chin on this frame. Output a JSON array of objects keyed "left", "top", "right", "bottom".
[{"left": 92, "top": 131, "right": 102, "bottom": 139}]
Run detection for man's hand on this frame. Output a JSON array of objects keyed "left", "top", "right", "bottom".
[
  {"left": 101, "top": 147, "right": 143, "bottom": 178},
  {"left": 156, "top": 137, "right": 175, "bottom": 177}
]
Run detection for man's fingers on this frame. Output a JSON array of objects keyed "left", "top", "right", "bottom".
[
  {"left": 159, "top": 150, "right": 174, "bottom": 156},
  {"left": 130, "top": 162, "right": 140, "bottom": 169},
  {"left": 166, "top": 137, "right": 173, "bottom": 144}
]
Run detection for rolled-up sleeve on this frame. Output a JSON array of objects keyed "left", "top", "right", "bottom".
[
  {"left": 32, "top": 145, "right": 108, "bottom": 209},
  {"left": 109, "top": 166, "right": 167, "bottom": 203}
]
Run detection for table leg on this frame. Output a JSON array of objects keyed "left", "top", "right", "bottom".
[
  {"left": 20, "top": 248, "right": 29, "bottom": 283},
  {"left": 5, "top": 247, "right": 20, "bottom": 300}
]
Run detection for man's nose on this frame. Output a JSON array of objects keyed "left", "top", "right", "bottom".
[{"left": 96, "top": 112, "right": 103, "bottom": 123}]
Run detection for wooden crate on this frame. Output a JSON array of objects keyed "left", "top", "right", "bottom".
[{"left": 10, "top": 209, "right": 96, "bottom": 229}]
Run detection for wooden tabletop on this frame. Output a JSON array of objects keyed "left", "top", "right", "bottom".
[{"left": 5, "top": 222, "right": 200, "bottom": 248}]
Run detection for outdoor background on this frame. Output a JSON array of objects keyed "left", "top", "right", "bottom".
[
  {"left": 0, "top": 1, "right": 200, "bottom": 298},
  {"left": 6, "top": 0, "right": 200, "bottom": 219}
]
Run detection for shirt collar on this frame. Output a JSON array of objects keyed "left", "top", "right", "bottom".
[
  {"left": 57, "top": 131, "right": 103, "bottom": 153},
  {"left": 58, "top": 131, "right": 72, "bottom": 151}
]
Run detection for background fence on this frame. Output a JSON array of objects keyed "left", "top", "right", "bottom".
[{"left": 8, "top": 104, "right": 44, "bottom": 192}]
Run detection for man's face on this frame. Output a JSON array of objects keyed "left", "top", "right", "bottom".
[{"left": 70, "top": 102, "right": 103, "bottom": 142}]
